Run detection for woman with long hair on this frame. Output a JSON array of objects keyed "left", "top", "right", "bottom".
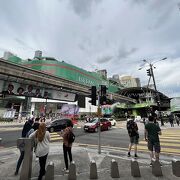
[{"left": 30, "top": 122, "right": 50, "bottom": 180}]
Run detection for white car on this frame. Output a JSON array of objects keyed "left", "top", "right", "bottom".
[
  {"left": 106, "top": 118, "right": 117, "bottom": 126},
  {"left": 135, "top": 116, "right": 141, "bottom": 122}
]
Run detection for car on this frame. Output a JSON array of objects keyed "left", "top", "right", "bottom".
[
  {"left": 135, "top": 116, "right": 141, "bottom": 122},
  {"left": 106, "top": 118, "right": 117, "bottom": 126},
  {"left": 84, "top": 118, "right": 111, "bottom": 132},
  {"left": 46, "top": 118, "right": 73, "bottom": 133}
]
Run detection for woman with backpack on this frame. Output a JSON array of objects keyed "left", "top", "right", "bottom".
[
  {"left": 29, "top": 122, "right": 50, "bottom": 180},
  {"left": 61, "top": 120, "right": 75, "bottom": 173}
]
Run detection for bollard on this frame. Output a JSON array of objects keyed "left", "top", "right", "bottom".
[
  {"left": 111, "top": 159, "right": 120, "bottom": 178},
  {"left": 17, "top": 138, "right": 33, "bottom": 180},
  {"left": 172, "top": 159, "right": 180, "bottom": 177},
  {"left": 90, "top": 160, "right": 98, "bottom": 179},
  {"left": 45, "top": 162, "right": 54, "bottom": 180},
  {"left": 131, "top": 158, "right": 141, "bottom": 177},
  {"left": 68, "top": 161, "right": 76, "bottom": 180},
  {"left": 152, "top": 160, "right": 163, "bottom": 177},
  {"left": 0, "top": 138, "right": 2, "bottom": 145}
]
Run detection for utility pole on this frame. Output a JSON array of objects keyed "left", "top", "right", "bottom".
[
  {"left": 97, "top": 90, "right": 101, "bottom": 154},
  {"left": 149, "top": 63, "right": 164, "bottom": 126},
  {"left": 140, "top": 57, "right": 167, "bottom": 126}
]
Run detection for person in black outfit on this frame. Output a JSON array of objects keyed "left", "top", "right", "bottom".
[
  {"left": 14, "top": 119, "right": 34, "bottom": 175},
  {"left": 33, "top": 117, "right": 40, "bottom": 131}
]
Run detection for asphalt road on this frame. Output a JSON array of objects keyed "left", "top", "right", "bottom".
[{"left": 0, "top": 125, "right": 144, "bottom": 149}]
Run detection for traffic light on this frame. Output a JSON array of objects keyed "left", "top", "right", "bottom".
[
  {"left": 146, "top": 69, "right": 151, "bottom": 76},
  {"left": 90, "top": 86, "right": 97, "bottom": 106},
  {"left": 100, "top": 85, "right": 107, "bottom": 105}
]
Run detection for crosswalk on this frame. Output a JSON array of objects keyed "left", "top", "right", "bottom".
[
  {"left": 137, "top": 129, "right": 180, "bottom": 156},
  {"left": 50, "top": 132, "right": 63, "bottom": 142}
]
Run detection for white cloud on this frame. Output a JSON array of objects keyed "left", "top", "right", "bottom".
[{"left": 0, "top": 0, "right": 180, "bottom": 97}]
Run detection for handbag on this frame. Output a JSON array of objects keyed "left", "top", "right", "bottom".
[
  {"left": 136, "top": 133, "right": 139, "bottom": 139},
  {"left": 33, "top": 138, "right": 38, "bottom": 152}
]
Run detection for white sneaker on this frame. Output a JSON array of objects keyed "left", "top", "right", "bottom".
[{"left": 63, "top": 168, "right": 69, "bottom": 174}]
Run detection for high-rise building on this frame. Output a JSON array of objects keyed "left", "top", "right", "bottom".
[
  {"left": 112, "top": 75, "right": 141, "bottom": 88},
  {"left": 3, "top": 51, "right": 14, "bottom": 60}
]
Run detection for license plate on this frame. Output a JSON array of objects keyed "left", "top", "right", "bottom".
[{"left": 84, "top": 128, "right": 88, "bottom": 130}]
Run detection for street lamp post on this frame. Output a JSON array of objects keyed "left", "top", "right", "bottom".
[{"left": 140, "top": 57, "right": 167, "bottom": 126}]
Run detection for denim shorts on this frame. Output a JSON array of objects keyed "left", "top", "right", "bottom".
[
  {"left": 147, "top": 140, "right": 161, "bottom": 153},
  {"left": 130, "top": 136, "right": 139, "bottom": 144}
]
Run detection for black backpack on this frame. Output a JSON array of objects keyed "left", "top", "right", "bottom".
[
  {"left": 127, "top": 120, "right": 137, "bottom": 136},
  {"left": 67, "top": 131, "right": 75, "bottom": 143}
]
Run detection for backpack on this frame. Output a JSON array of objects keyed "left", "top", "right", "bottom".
[
  {"left": 127, "top": 120, "right": 138, "bottom": 137},
  {"left": 67, "top": 131, "right": 75, "bottom": 143}
]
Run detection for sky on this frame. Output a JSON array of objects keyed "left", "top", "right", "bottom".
[{"left": 0, "top": 0, "right": 180, "bottom": 98}]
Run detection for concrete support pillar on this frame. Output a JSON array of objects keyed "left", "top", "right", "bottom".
[
  {"left": 45, "top": 162, "right": 54, "bottom": 180},
  {"left": 90, "top": 160, "right": 98, "bottom": 179},
  {"left": 111, "top": 159, "right": 120, "bottom": 178},
  {"left": 172, "top": 159, "right": 180, "bottom": 177},
  {"left": 17, "top": 138, "right": 33, "bottom": 180},
  {"left": 131, "top": 158, "right": 141, "bottom": 177},
  {"left": 68, "top": 161, "right": 76, "bottom": 180},
  {"left": 152, "top": 160, "right": 162, "bottom": 177},
  {"left": 18, "top": 102, "right": 23, "bottom": 123}
]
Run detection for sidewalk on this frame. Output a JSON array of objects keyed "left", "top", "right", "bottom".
[{"left": 0, "top": 143, "right": 179, "bottom": 180}]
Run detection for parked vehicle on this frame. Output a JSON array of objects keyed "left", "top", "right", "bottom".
[
  {"left": 46, "top": 118, "right": 73, "bottom": 133},
  {"left": 106, "top": 118, "right": 117, "bottom": 126},
  {"left": 84, "top": 118, "right": 111, "bottom": 132}
]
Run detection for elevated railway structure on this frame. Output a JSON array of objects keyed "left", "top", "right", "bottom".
[{"left": 0, "top": 58, "right": 135, "bottom": 104}]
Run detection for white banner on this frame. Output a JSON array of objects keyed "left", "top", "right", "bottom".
[{"left": 51, "top": 90, "right": 76, "bottom": 102}]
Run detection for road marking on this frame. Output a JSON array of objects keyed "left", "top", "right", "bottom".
[
  {"left": 77, "top": 143, "right": 180, "bottom": 156},
  {"left": 139, "top": 141, "right": 180, "bottom": 147},
  {"left": 0, "top": 127, "right": 22, "bottom": 131}
]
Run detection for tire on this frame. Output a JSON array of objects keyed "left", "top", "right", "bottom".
[
  {"left": 50, "top": 127, "right": 54, "bottom": 133},
  {"left": 114, "top": 123, "right": 116, "bottom": 126}
]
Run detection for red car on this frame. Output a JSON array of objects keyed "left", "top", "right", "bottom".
[{"left": 84, "top": 118, "right": 111, "bottom": 132}]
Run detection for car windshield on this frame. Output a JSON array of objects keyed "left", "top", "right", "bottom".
[{"left": 89, "top": 118, "right": 98, "bottom": 123}]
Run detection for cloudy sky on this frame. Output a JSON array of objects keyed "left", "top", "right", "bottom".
[{"left": 0, "top": 0, "right": 180, "bottom": 98}]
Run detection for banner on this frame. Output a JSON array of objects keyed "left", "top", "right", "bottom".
[{"left": 0, "top": 80, "right": 76, "bottom": 102}]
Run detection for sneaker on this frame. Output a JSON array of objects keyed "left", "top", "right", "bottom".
[
  {"left": 128, "top": 152, "right": 131, "bottom": 157},
  {"left": 134, "top": 154, "right": 138, "bottom": 158},
  {"left": 63, "top": 168, "right": 69, "bottom": 174},
  {"left": 65, "top": 169, "right": 69, "bottom": 174},
  {"left": 149, "top": 163, "right": 152, "bottom": 167}
]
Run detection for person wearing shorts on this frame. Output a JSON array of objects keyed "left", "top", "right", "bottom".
[
  {"left": 145, "top": 115, "right": 162, "bottom": 166},
  {"left": 127, "top": 116, "right": 139, "bottom": 158}
]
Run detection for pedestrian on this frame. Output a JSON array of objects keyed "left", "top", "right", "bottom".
[
  {"left": 33, "top": 117, "right": 40, "bottom": 131},
  {"left": 61, "top": 120, "right": 75, "bottom": 173},
  {"left": 29, "top": 122, "right": 50, "bottom": 180},
  {"left": 14, "top": 118, "right": 34, "bottom": 175},
  {"left": 126, "top": 115, "right": 139, "bottom": 158},
  {"left": 144, "top": 116, "right": 162, "bottom": 166},
  {"left": 154, "top": 117, "right": 160, "bottom": 127},
  {"left": 169, "top": 113, "right": 174, "bottom": 127},
  {"left": 175, "top": 116, "right": 179, "bottom": 126}
]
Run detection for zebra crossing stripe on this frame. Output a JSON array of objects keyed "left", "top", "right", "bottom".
[
  {"left": 158, "top": 139, "right": 180, "bottom": 143},
  {"left": 51, "top": 137, "right": 63, "bottom": 141},
  {"left": 139, "top": 141, "right": 180, "bottom": 147}
]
